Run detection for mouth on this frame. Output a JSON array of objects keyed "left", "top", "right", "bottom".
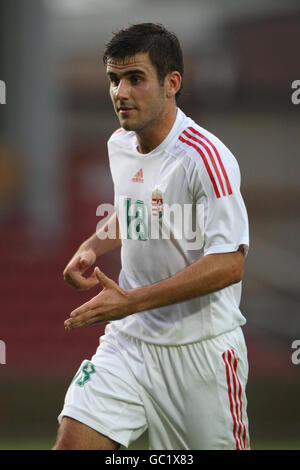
[{"left": 118, "top": 106, "right": 136, "bottom": 115}]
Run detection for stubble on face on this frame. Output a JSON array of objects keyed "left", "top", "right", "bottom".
[{"left": 106, "top": 53, "right": 167, "bottom": 134}]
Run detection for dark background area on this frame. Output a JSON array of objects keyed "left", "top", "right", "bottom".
[{"left": 0, "top": 0, "right": 300, "bottom": 449}]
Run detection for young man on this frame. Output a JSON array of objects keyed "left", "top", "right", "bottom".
[{"left": 53, "top": 23, "right": 250, "bottom": 450}]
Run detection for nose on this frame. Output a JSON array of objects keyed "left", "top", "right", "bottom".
[{"left": 115, "top": 79, "right": 130, "bottom": 101}]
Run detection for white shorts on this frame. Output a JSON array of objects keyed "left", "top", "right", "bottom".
[{"left": 58, "top": 325, "right": 250, "bottom": 450}]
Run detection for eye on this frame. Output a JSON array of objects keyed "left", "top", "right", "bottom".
[
  {"left": 108, "top": 75, "right": 119, "bottom": 87},
  {"left": 111, "top": 78, "right": 119, "bottom": 86},
  {"left": 130, "top": 76, "right": 142, "bottom": 85}
]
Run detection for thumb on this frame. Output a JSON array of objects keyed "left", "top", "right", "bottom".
[
  {"left": 80, "top": 258, "right": 88, "bottom": 268},
  {"left": 79, "top": 253, "right": 92, "bottom": 269},
  {"left": 94, "top": 267, "right": 114, "bottom": 288}
]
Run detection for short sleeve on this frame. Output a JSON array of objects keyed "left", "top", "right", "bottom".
[{"left": 189, "top": 145, "right": 249, "bottom": 257}]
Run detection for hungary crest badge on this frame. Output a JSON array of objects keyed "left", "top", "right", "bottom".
[{"left": 151, "top": 187, "right": 164, "bottom": 218}]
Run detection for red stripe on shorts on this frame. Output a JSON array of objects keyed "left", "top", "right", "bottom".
[
  {"left": 227, "top": 350, "right": 245, "bottom": 449},
  {"left": 231, "top": 349, "right": 247, "bottom": 449},
  {"left": 222, "top": 351, "right": 240, "bottom": 449}
]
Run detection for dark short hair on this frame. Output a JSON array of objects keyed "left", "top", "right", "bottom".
[{"left": 103, "top": 23, "right": 184, "bottom": 101}]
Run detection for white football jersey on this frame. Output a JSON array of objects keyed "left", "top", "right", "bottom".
[{"left": 106, "top": 108, "right": 249, "bottom": 345}]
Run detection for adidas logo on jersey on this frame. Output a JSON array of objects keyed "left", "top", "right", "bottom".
[{"left": 132, "top": 168, "right": 144, "bottom": 183}]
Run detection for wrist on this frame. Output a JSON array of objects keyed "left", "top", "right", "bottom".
[
  {"left": 125, "top": 285, "right": 154, "bottom": 314},
  {"left": 125, "top": 289, "right": 137, "bottom": 314}
]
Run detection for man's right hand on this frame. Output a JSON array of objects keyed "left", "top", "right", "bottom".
[{"left": 63, "top": 249, "right": 99, "bottom": 291}]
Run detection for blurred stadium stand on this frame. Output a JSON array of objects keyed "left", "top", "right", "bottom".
[{"left": 1, "top": 0, "right": 300, "bottom": 446}]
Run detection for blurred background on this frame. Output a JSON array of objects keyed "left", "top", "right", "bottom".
[{"left": 0, "top": 0, "right": 299, "bottom": 450}]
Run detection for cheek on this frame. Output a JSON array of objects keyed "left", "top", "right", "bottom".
[
  {"left": 140, "top": 84, "right": 162, "bottom": 106},
  {"left": 110, "top": 87, "right": 116, "bottom": 103}
]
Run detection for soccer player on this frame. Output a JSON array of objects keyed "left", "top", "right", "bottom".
[{"left": 53, "top": 23, "right": 250, "bottom": 450}]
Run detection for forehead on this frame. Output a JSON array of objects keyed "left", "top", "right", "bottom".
[{"left": 106, "top": 52, "right": 155, "bottom": 75}]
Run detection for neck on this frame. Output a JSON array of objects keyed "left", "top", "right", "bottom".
[{"left": 136, "top": 105, "right": 177, "bottom": 154}]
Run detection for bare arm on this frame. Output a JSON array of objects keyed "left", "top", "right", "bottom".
[
  {"left": 64, "top": 247, "right": 244, "bottom": 330},
  {"left": 63, "top": 211, "right": 121, "bottom": 290},
  {"left": 81, "top": 211, "right": 121, "bottom": 257},
  {"left": 127, "top": 247, "right": 244, "bottom": 313}
]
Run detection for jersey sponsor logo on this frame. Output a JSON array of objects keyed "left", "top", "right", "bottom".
[
  {"left": 179, "top": 127, "right": 232, "bottom": 198},
  {"left": 222, "top": 350, "right": 247, "bottom": 450},
  {"left": 131, "top": 168, "right": 144, "bottom": 183}
]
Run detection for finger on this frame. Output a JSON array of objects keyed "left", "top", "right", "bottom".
[
  {"left": 94, "top": 267, "right": 111, "bottom": 287},
  {"left": 64, "top": 270, "right": 99, "bottom": 291},
  {"left": 79, "top": 257, "right": 89, "bottom": 269},
  {"left": 70, "top": 299, "right": 96, "bottom": 318},
  {"left": 79, "top": 252, "right": 94, "bottom": 270},
  {"left": 65, "top": 310, "right": 91, "bottom": 330},
  {"left": 65, "top": 316, "right": 83, "bottom": 330},
  {"left": 94, "top": 267, "right": 122, "bottom": 292},
  {"left": 63, "top": 272, "right": 80, "bottom": 289},
  {"left": 65, "top": 318, "right": 86, "bottom": 331},
  {"left": 65, "top": 319, "right": 72, "bottom": 331},
  {"left": 64, "top": 310, "right": 101, "bottom": 330}
]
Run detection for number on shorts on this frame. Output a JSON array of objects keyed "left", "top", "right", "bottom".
[{"left": 72, "top": 360, "right": 96, "bottom": 387}]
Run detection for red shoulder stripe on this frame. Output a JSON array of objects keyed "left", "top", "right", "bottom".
[
  {"left": 188, "top": 127, "right": 232, "bottom": 195},
  {"left": 183, "top": 129, "right": 226, "bottom": 197},
  {"left": 179, "top": 135, "right": 221, "bottom": 198}
]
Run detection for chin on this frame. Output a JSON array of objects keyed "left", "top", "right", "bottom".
[
  {"left": 120, "top": 120, "right": 139, "bottom": 132},
  {"left": 120, "top": 122, "right": 132, "bottom": 131}
]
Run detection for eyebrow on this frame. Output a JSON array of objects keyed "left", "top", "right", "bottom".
[{"left": 106, "top": 69, "right": 146, "bottom": 79}]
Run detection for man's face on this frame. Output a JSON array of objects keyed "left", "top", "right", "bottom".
[{"left": 106, "top": 52, "right": 167, "bottom": 132}]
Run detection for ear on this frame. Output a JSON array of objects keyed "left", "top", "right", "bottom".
[{"left": 165, "top": 71, "right": 182, "bottom": 99}]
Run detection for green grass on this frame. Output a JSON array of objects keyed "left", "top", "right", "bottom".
[
  {"left": 249, "top": 441, "right": 300, "bottom": 450},
  {"left": 0, "top": 440, "right": 54, "bottom": 450},
  {"left": 1, "top": 379, "right": 300, "bottom": 451}
]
